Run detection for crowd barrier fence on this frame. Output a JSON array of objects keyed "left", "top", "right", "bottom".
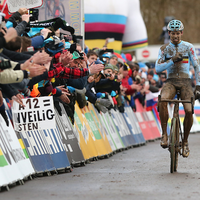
[{"left": 0, "top": 96, "right": 199, "bottom": 191}]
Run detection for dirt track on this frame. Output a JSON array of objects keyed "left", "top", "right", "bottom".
[{"left": 1, "top": 133, "right": 200, "bottom": 200}]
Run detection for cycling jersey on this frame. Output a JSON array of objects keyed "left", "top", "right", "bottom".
[{"left": 155, "top": 40, "right": 200, "bottom": 86}]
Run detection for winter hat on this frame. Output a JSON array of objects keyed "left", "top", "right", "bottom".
[{"left": 104, "top": 64, "right": 114, "bottom": 71}]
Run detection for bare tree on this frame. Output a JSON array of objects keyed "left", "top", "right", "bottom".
[{"left": 140, "top": 0, "right": 200, "bottom": 44}]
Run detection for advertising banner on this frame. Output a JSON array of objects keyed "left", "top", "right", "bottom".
[
  {"left": 94, "top": 111, "right": 116, "bottom": 152},
  {"left": 111, "top": 109, "right": 137, "bottom": 147},
  {"left": 55, "top": 103, "right": 85, "bottom": 165},
  {"left": 42, "top": 128, "right": 71, "bottom": 170},
  {"left": 141, "top": 112, "right": 158, "bottom": 140},
  {"left": 12, "top": 97, "right": 70, "bottom": 173},
  {"left": 74, "top": 103, "right": 98, "bottom": 159},
  {"left": 102, "top": 112, "right": 124, "bottom": 150},
  {"left": 7, "top": 0, "right": 43, "bottom": 13},
  {"left": 89, "top": 104, "right": 112, "bottom": 154},
  {"left": 121, "top": 111, "right": 141, "bottom": 146},
  {"left": 146, "top": 111, "right": 161, "bottom": 138},
  {"left": 84, "top": 106, "right": 110, "bottom": 157},
  {"left": 74, "top": 111, "right": 92, "bottom": 160},
  {"left": 124, "top": 107, "right": 146, "bottom": 145},
  {"left": 111, "top": 109, "right": 132, "bottom": 147},
  {"left": 0, "top": 113, "right": 35, "bottom": 187},
  {"left": 135, "top": 112, "right": 154, "bottom": 141}
]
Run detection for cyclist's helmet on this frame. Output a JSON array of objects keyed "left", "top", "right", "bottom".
[{"left": 167, "top": 20, "right": 184, "bottom": 31}]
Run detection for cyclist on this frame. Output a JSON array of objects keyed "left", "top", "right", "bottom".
[{"left": 155, "top": 20, "right": 200, "bottom": 157}]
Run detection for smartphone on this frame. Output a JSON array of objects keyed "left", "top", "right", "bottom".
[
  {"left": 27, "top": 46, "right": 34, "bottom": 52},
  {"left": 107, "top": 38, "right": 115, "bottom": 43}
]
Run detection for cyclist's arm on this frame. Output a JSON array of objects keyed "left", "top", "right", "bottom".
[
  {"left": 189, "top": 44, "right": 200, "bottom": 86},
  {"left": 155, "top": 49, "right": 174, "bottom": 73}
]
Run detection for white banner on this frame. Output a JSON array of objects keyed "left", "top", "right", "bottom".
[
  {"left": 12, "top": 97, "right": 55, "bottom": 132},
  {"left": 7, "top": 0, "right": 43, "bottom": 13},
  {"left": 0, "top": 112, "right": 35, "bottom": 187}
]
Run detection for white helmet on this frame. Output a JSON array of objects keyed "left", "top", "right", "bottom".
[{"left": 167, "top": 20, "right": 184, "bottom": 31}]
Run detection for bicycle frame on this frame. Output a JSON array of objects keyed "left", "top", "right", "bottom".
[{"left": 158, "top": 91, "right": 194, "bottom": 173}]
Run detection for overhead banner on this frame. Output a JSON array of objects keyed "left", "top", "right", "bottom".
[
  {"left": 55, "top": 103, "right": 85, "bottom": 165},
  {"left": 12, "top": 97, "right": 70, "bottom": 173},
  {"left": 7, "top": 0, "right": 43, "bottom": 13},
  {"left": 39, "top": 0, "right": 83, "bottom": 35}
]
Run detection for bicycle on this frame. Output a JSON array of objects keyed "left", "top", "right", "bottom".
[{"left": 158, "top": 90, "right": 194, "bottom": 173}]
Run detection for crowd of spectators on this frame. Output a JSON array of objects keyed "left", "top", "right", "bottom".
[{"left": 0, "top": 8, "right": 197, "bottom": 127}]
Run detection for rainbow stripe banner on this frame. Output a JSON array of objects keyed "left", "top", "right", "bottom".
[{"left": 84, "top": 0, "right": 148, "bottom": 52}]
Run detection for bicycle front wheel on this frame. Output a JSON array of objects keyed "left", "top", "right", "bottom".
[
  {"left": 174, "top": 117, "right": 179, "bottom": 172},
  {"left": 170, "top": 118, "right": 177, "bottom": 173}
]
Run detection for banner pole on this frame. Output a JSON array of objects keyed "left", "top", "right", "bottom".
[{"left": 81, "top": 0, "right": 85, "bottom": 50}]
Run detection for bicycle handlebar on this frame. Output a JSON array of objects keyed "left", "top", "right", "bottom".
[{"left": 159, "top": 99, "right": 192, "bottom": 103}]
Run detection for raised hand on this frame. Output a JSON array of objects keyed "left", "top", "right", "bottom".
[
  {"left": 32, "top": 51, "right": 52, "bottom": 65},
  {"left": 60, "top": 51, "right": 73, "bottom": 66},
  {"left": 89, "top": 63, "right": 104, "bottom": 74}
]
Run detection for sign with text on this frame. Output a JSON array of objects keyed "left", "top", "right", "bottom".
[
  {"left": 7, "top": 0, "right": 43, "bottom": 13},
  {"left": 12, "top": 97, "right": 55, "bottom": 132},
  {"left": 38, "top": 0, "right": 82, "bottom": 35}
]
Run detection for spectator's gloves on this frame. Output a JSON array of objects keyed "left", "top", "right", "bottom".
[
  {"left": 172, "top": 52, "right": 183, "bottom": 63},
  {"left": 75, "top": 88, "right": 86, "bottom": 95},
  {"left": 96, "top": 98, "right": 112, "bottom": 107},
  {"left": 95, "top": 102, "right": 108, "bottom": 114},
  {"left": 195, "top": 85, "right": 200, "bottom": 100},
  {"left": 22, "top": 88, "right": 31, "bottom": 97}
]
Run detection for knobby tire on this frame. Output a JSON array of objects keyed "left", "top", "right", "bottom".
[
  {"left": 174, "top": 118, "right": 179, "bottom": 172},
  {"left": 170, "top": 118, "right": 177, "bottom": 173}
]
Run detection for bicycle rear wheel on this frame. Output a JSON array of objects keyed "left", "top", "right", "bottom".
[{"left": 170, "top": 118, "right": 177, "bottom": 173}]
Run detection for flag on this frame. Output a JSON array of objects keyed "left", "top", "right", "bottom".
[{"left": 146, "top": 91, "right": 160, "bottom": 111}]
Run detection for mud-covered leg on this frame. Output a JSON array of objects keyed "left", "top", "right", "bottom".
[
  {"left": 159, "top": 83, "right": 176, "bottom": 148},
  {"left": 182, "top": 103, "right": 193, "bottom": 157},
  {"left": 181, "top": 83, "right": 194, "bottom": 157},
  {"left": 159, "top": 102, "right": 169, "bottom": 148}
]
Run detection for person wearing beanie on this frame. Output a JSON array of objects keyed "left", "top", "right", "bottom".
[
  {"left": 109, "top": 54, "right": 118, "bottom": 66},
  {"left": 113, "top": 65, "right": 119, "bottom": 75},
  {"left": 104, "top": 63, "right": 114, "bottom": 71},
  {"left": 118, "top": 58, "right": 124, "bottom": 68}
]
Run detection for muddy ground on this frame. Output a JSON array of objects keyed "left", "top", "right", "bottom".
[{"left": 1, "top": 133, "right": 200, "bottom": 200}]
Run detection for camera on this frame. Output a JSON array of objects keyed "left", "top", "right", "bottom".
[
  {"left": 105, "top": 73, "right": 111, "bottom": 77},
  {"left": 29, "top": 9, "right": 39, "bottom": 22}
]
